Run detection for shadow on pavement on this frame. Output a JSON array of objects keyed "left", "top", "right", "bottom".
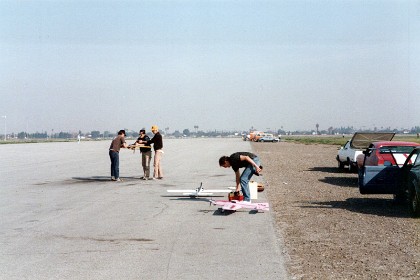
[
  {"left": 320, "top": 176, "right": 358, "bottom": 188},
  {"left": 300, "top": 198, "right": 410, "bottom": 218}
]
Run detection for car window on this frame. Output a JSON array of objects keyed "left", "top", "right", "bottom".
[
  {"left": 414, "top": 153, "right": 420, "bottom": 166},
  {"left": 379, "top": 146, "right": 415, "bottom": 154}
]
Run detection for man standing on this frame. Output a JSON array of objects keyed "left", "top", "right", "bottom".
[
  {"left": 219, "top": 152, "right": 262, "bottom": 202},
  {"left": 109, "top": 130, "right": 128, "bottom": 182},
  {"left": 136, "top": 129, "right": 152, "bottom": 180},
  {"left": 142, "top": 125, "right": 163, "bottom": 179}
]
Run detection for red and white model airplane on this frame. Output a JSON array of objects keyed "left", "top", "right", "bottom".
[
  {"left": 167, "top": 182, "right": 231, "bottom": 198},
  {"left": 209, "top": 199, "right": 270, "bottom": 212}
]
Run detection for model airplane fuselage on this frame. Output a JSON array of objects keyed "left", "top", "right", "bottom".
[{"left": 209, "top": 199, "right": 269, "bottom": 212}]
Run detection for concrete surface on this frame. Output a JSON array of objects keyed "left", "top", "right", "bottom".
[{"left": 0, "top": 138, "right": 288, "bottom": 279}]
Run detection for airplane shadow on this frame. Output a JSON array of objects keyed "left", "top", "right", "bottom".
[
  {"left": 301, "top": 197, "right": 410, "bottom": 218},
  {"left": 212, "top": 208, "right": 235, "bottom": 216},
  {"left": 209, "top": 208, "right": 263, "bottom": 216}
]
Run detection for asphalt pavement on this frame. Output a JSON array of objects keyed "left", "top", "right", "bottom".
[{"left": 0, "top": 138, "right": 288, "bottom": 279}]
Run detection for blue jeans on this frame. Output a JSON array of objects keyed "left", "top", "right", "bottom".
[
  {"left": 240, "top": 156, "right": 260, "bottom": 202},
  {"left": 109, "top": 150, "right": 119, "bottom": 179}
]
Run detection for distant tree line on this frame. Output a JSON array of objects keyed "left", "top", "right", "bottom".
[{"left": 3, "top": 126, "right": 420, "bottom": 140}]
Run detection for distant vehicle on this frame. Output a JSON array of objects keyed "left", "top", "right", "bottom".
[
  {"left": 257, "top": 133, "right": 279, "bottom": 143},
  {"left": 356, "top": 141, "right": 419, "bottom": 169},
  {"left": 253, "top": 132, "right": 266, "bottom": 142},
  {"left": 358, "top": 146, "right": 420, "bottom": 217},
  {"left": 247, "top": 131, "right": 263, "bottom": 142},
  {"left": 336, "top": 132, "right": 395, "bottom": 171}
]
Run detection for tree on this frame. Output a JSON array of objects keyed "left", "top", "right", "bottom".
[
  {"left": 91, "top": 131, "right": 101, "bottom": 138},
  {"left": 183, "top": 129, "right": 190, "bottom": 136},
  {"left": 173, "top": 130, "right": 182, "bottom": 138}
]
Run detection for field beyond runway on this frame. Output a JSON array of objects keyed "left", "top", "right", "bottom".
[
  {"left": 0, "top": 138, "right": 287, "bottom": 280},
  {"left": 253, "top": 141, "right": 420, "bottom": 280}
]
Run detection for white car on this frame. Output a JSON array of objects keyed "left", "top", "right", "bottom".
[
  {"left": 336, "top": 132, "right": 395, "bottom": 171},
  {"left": 257, "top": 133, "right": 279, "bottom": 142}
]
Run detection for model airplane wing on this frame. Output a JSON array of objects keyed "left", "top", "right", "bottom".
[
  {"left": 167, "top": 182, "right": 231, "bottom": 197},
  {"left": 167, "top": 190, "right": 197, "bottom": 193}
]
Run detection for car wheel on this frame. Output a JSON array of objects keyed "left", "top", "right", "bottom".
[
  {"left": 393, "top": 192, "right": 405, "bottom": 205},
  {"left": 346, "top": 159, "right": 353, "bottom": 172},
  {"left": 337, "top": 158, "right": 344, "bottom": 169},
  {"left": 260, "top": 139, "right": 264, "bottom": 142},
  {"left": 408, "top": 183, "right": 420, "bottom": 218}
]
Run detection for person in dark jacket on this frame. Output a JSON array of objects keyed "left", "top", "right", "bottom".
[
  {"left": 219, "top": 152, "right": 262, "bottom": 202},
  {"left": 141, "top": 125, "right": 163, "bottom": 179},
  {"left": 109, "top": 130, "right": 128, "bottom": 182}
]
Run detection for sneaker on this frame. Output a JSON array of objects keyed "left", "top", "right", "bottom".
[
  {"left": 116, "top": 178, "right": 123, "bottom": 182},
  {"left": 157, "top": 177, "right": 163, "bottom": 180},
  {"left": 111, "top": 176, "right": 116, "bottom": 181},
  {"left": 140, "top": 176, "right": 145, "bottom": 180}
]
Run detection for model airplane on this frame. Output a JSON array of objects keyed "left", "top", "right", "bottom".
[
  {"left": 127, "top": 144, "right": 151, "bottom": 150},
  {"left": 167, "top": 182, "right": 231, "bottom": 198},
  {"left": 209, "top": 199, "right": 269, "bottom": 212}
]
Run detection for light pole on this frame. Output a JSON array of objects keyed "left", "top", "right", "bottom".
[{"left": 2, "top": 115, "right": 6, "bottom": 141}]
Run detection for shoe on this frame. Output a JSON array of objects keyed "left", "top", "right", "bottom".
[
  {"left": 111, "top": 176, "right": 116, "bottom": 181},
  {"left": 157, "top": 177, "right": 163, "bottom": 180},
  {"left": 116, "top": 178, "right": 123, "bottom": 182},
  {"left": 140, "top": 176, "right": 145, "bottom": 180}
]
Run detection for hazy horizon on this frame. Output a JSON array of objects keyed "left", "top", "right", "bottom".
[{"left": 1, "top": 0, "right": 419, "bottom": 134}]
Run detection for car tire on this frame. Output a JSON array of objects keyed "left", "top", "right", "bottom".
[
  {"left": 393, "top": 192, "right": 405, "bottom": 205},
  {"left": 337, "top": 157, "right": 344, "bottom": 169},
  {"left": 346, "top": 158, "right": 353, "bottom": 172},
  {"left": 408, "top": 183, "right": 420, "bottom": 218}
]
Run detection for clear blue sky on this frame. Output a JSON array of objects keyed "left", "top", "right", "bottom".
[{"left": 1, "top": 0, "right": 419, "bottom": 134}]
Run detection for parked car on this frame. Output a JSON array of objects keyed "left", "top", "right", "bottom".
[
  {"left": 356, "top": 141, "right": 419, "bottom": 169},
  {"left": 257, "top": 133, "right": 279, "bottom": 142},
  {"left": 358, "top": 146, "right": 420, "bottom": 217},
  {"left": 337, "top": 132, "right": 395, "bottom": 171}
]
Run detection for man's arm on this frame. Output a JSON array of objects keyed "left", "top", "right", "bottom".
[
  {"left": 235, "top": 170, "right": 241, "bottom": 192},
  {"left": 239, "top": 155, "right": 262, "bottom": 174}
]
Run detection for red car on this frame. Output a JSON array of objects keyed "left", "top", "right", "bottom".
[{"left": 357, "top": 141, "right": 420, "bottom": 168}]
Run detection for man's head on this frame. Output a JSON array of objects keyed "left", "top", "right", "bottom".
[
  {"left": 151, "top": 125, "right": 159, "bottom": 134},
  {"left": 219, "top": 156, "right": 231, "bottom": 168},
  {"left": 118, "top": 130, "right": 126, "bottom": 136},
  {"left": 139, "top": 129, "right": 146, "bottom": 135}
]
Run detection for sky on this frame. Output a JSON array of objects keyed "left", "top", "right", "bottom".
[{"left": 1, "top": 0, "right": 419, "bottom": 134}]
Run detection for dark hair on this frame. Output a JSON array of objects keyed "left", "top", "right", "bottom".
[
  {"left": 219, "top": 156, "right": 229, "bottom": 166},
  {"left": 118, "top": 130, "right": 126, "bottom": 135},
  {"left": 139, "top": 129, "right": 146, "bottom": 134}
]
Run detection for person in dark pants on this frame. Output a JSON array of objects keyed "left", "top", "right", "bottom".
[
  {"left": 141, "top": 125, "right": 163, "bottom": 179},
  {"left": 219, "top": 152, "right": 262, "bottom": 202},
  {"left": 109, "top": 130, "right": 128, "bottom": 182},
  {"left": 136, "top": 129, "right": 152, "bottom": 180}
]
